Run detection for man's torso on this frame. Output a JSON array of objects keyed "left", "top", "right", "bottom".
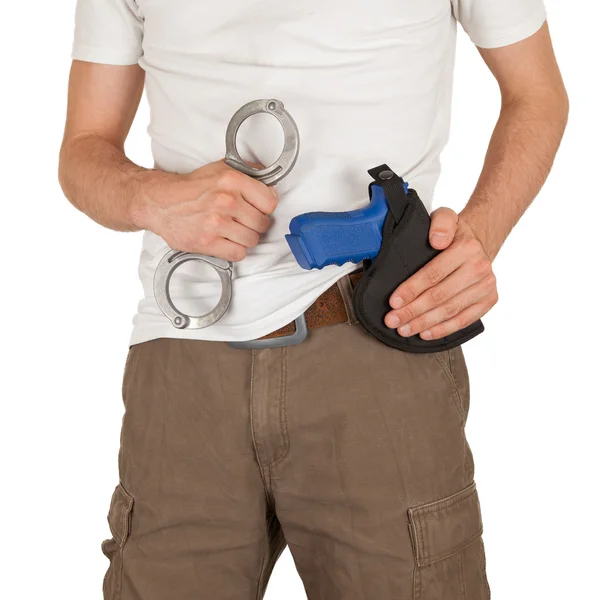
[{"left": 131, "top": 0, "right": 459, "bottom": 344}]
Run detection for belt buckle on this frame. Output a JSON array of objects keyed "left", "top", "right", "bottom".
[{"left": 228, "top": 313, "right": 308, "bottom": 349}]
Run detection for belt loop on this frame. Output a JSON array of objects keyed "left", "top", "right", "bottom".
[{"left": 337, "top": 274, "right": 359, "bottom": 326}]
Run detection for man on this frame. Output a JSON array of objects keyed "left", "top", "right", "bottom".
[{"left": 59, "top": 0, "right": 568, "bottom": 598}]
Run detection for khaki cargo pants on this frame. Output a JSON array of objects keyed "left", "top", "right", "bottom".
[{"left": 102, "top": 281, "right": 490, "bottom": 600}]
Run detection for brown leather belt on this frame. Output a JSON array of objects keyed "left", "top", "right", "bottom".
[{"left": 260, "top": 270, "right": 363, "bottom": 340}]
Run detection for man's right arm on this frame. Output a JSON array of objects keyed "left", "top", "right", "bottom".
[
  {"left": 58, "top": 61, "right": 150, "bottom": 232},
  {"left": 58, "top": 60, "right": 276, "bottom": 262}
]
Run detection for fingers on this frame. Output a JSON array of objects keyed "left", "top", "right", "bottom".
[
  {"left": 385, "top": 215, "right": 497, "bottom": 339},
  {"left": 207, "top": 238, "right": 249, "bottom": 263},
  {"left": 386, "top": 275, "right": 497, "bottom": 338},
  {"left": 389, "top": 243, "right": 466, "bottom": 309},
  {"left": 217, "top": 165, "right": 278, "bottom": 216},
  {"left": 156, "top": 160, "right": 279, "bottom": 261},
  {"left": 220, "top": 218, "right": 260, "bottom": 249},
  {"left": 208, "top": 189, "right": 271, "bottom": 234},
  {"left": 201, "top": 211, "right": 263, "bottom": 261},
  {"left": 385, "top": 264, "right": 486, "bottom": 328},
  {"left": 429, "top": 208, "right": 458, "bottom": 250},
  {"left": 231, "top": 198, "right": 272, "bottom": 235},
  {"left": 418, "top": 297, "right": 496, "bottom": 341}
]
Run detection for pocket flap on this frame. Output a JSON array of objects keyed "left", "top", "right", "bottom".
[
  {"left": 107, "top": 484, "right": 134, "bottom": 547},
  {"left": 407, "top": 482, "right": 483, "bottom": 567}
]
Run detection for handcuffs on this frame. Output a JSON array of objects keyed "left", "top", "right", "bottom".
[{"left": 153, "top": 99, "right": 300, "bottom": 329}]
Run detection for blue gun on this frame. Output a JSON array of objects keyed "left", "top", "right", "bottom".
[{"left": 285, "top": 182, "right": 409, "bottom": 270}]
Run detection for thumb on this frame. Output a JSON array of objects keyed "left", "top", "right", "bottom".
[{"left": 429, "top": 207, "right": 458, "bottom": 250}]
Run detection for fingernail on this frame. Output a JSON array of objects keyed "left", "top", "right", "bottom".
[
  {"left": 399, "top": 325, "right": 411, "bottom": 337},
  {"left": 421, "top": 330, "right": 433, "bottom": 340},
  {"left": 431, "top": 232, "right": 448, "bottom": 245},
  {"left": 390, "top": 296, "right": 403, "bottom": 309},
  {"left": 387, "top": 315, "right": 399, "bottom": 328}
]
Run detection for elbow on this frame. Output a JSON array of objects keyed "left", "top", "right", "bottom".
[
  {"left": 542, "top": 84, "right": 570, "bottom": 149},
  {"left": 503, "top": 81, "right": 570, "bottom": 136},
  {"left": 546, "top": 77, "right": 570, "bottom": 134},
  {"left": 556, "top": 83, "right": 570, "bottom": 134},
  {"left": 58, "top": 140, "right": 78, "bottom": 210},
  {"left": 57, "top": 145, "right": 68, "bottom": 198}
]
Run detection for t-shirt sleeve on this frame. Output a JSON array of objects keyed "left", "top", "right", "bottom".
[
  {"left": 451, "top": 0, "right": 547, "bottom": 49},
  {"left": 72, "top": 0, "right": 144, "bottom": 65}
]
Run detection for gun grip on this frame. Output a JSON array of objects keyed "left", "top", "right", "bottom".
[{"left": 286, "top": 186, "right": 391, "bottom": 270}]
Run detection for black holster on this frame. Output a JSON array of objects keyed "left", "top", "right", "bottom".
[{"left": 352, "top": 165, "right": 484, "bottom": 353}]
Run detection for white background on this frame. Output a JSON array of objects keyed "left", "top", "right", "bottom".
[{"left": 1, "top": 1, "right": 598, "bottom": 598}]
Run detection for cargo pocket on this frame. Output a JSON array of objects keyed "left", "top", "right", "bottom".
[
  {"left": 101, "top": 484, "right": 134, "bottom": 600},
  {"left": 407, "top": 482, "right": 490, "bottom": 600}
]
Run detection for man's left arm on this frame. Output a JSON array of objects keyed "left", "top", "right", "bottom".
[{"left": 385, "top": 22, "right": 569, "bottom": 340}]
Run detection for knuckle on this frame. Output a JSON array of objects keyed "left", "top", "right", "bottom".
[
  {"left": 444, "top": 303, "right": 460, "bottom": 318},
  {"left": 483, "top": 272, "right": 497, "bottom": 288},
  {"left": 247, "top": 231, "right": 260, "bottom": 247},
  {"left": 214, "top": 192, "right": 236, "bottom": 211},
  {"left": 414, "top": 318, "right": 428, "bottom": 332},
  {"left": 401, "top": 286, "right": 417, "bottom": 303},
  {"left": 206, "top": 212, "right": 225, "bottom": 229},
  {"left": 474, "top": 257, "right": 492, "bottom": 276},
  {"left": 400, "top": 305, "right": 416, "bottom": 321},
  {"left": 430, "top": 287, "right": 446, "bottom": 304},
  {"left": 218, "top": 169, "right": 240, "bottom": 188},
  {"left": 426, "top": 268, "right": 442, "bottom": 285}
]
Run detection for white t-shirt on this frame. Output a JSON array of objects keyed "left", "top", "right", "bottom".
[{"left": 72, "top": 0, "right": 546, "bottom": 345}]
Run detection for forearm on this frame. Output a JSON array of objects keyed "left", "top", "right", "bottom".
[
  {"left": 460, "top": 91, "right": 569, "bottom": 260},
  {"left": 58, "top": 133, "right": 177, "bottom": 232}
]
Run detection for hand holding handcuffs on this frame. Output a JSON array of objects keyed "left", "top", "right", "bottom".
[
  {"left": 153, "top": 99, "right": 483, "bottom": 353},
  {"left": 153, "top": 99, "right": 299, "bottom": 331}
]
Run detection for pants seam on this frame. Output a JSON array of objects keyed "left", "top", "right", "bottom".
[
  {"left": 270, "top": 346, "right": 290, "bottom": 469},
  {"left": 458, "top": 550, "right": 467, "bottom": 600},
  {"left": 250, "top": 349, "right": 275, "bottom": 505},
  {"left": 119, "top": 546, "right": 126, "bottom": 600},
  {"left": 412, "top": 565, "right": 422, "bottom": 600}
]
